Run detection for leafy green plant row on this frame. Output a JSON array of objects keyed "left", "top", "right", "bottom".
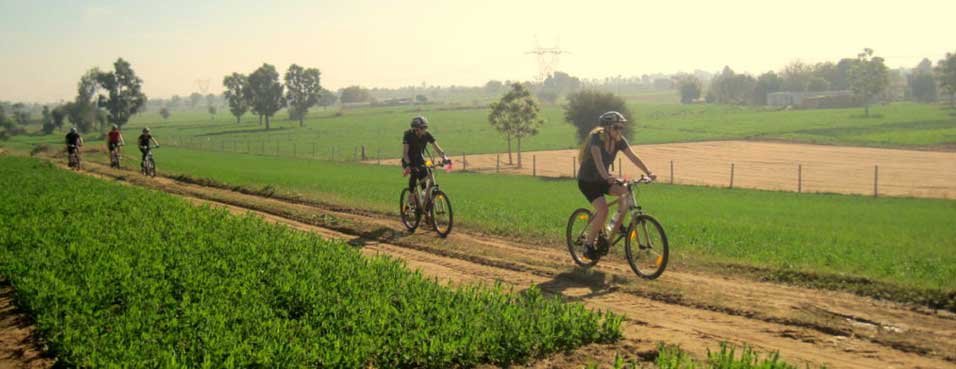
[{"left": 0, "top": 156, "right": 621, "bottom": 368}]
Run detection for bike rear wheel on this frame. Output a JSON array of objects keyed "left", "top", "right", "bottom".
[
  {"left": 429, "top": 190, "right": 453, "bottom": 238},
  {"left": 566, "top": 208, "right": 599, "bottom": 268},
  {"left": 399, "top": 188, "right": 421, "bottom": 231},
  {"left": 624, "top": 214, "right": 669, "bottom": 280},
  {"left": 148, "top": 157, "right": 156, "bottom": 177}
]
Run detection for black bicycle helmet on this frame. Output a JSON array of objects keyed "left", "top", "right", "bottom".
[
  {"left": 599, "top": 111, "right": 627, "bottom": 126},
  {"left": 410, "top": 116, "right": 428, "bottom": 129}
]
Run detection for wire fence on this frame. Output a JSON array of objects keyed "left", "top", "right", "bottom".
[{"left": 163, "top": 136, "right": 956, "bottom": 200}]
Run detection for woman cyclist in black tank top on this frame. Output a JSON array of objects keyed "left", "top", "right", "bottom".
[{"left": 576, "top": 111, "right": 656, "bottom": 256}]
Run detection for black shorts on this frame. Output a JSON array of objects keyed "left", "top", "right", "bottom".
[
  {"left": 108, "top": 142, "right": 120, "bottom": 151},
  {"left": 578, "top": 180, "right": 610, "bottom": 203}
]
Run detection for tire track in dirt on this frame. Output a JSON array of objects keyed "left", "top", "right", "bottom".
[{"left": 36, "top": 157, "right": 956, "bottom": 368}]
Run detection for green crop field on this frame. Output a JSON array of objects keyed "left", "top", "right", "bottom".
[
  {"left": 0, "top": 156, "right": 621, "bottom": 368},
  {"left": 9, "top": 101, "right": 952, "bottom": 161},
  {"left": 76, "top": 146, "right": 956, "bottom": 295}
]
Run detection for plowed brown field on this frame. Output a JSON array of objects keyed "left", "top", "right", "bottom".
[{"left": 382, "top": 141, "right": 956, "bottom": 199}]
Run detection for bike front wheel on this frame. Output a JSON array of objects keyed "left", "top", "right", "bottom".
[
  {"left": 429, "top": 190, "right": 453, "bottom": 238},
  {"left": 624, "top": 214, "right": 669, "bottom": 280},
  {"left": 566, "top": 208, "right": 599, "bottom": 268},
  {"left": 144, "top": 157, "right": 156, "bottom": 177},
  {"left": 399, "top": 188, "right": 421, "bottom": 231}
]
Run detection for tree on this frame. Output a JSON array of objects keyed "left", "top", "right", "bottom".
[
  {"left": 67, "top": 68, "right": 100, "bottom": 133},
  {"left": 95, "top": 58, "right": 147, "bottom": 128},
  {"left": 340, "top": 85, "right": 371, "bottom": 104},
  {"left": 537, "top": 71, "right": 582, "bottom": 104},
  {"left": 849, "top": 48, "right": 889, "bottom": 117},
  {"left": 160, "top": 107, "right": 171, "bottom": 120},
  {"left": 40, "top": 106, "right": 55, "bottom": 134},
  {"left": 484, "top": 80, "right": 504, "bottom": 95},
  {"left": 12, "top": 103, "right": 31, "bottom": 126},
  {"left": 415, "top": 94, "right": 428, "bottom": 104},
  {"left": 487, "top": 83, "right": 545, "bottom": 168},
  {"left": 317, "top": 89, "right": 338, "bottom": 110},
  {"left": 937, "top": 51, "right": 956, "bottom": 108},
  {"left": 563, "top": 90, "right": 632, "bottom": 144},
  {"left": 248, "top": 63, "right": 285, "bottom": 130},
  {"left": 51, "top": 106, "right": 66, "bottom": 131},
  {"left": 284, "top": 64, "right": 322, "bottom": 126},
  {"left": 781, "top": 61, "right": 814, "bottom": 92},
  {"left": 208, "top": 106, "right": 217, "bottom": 120},
  {"left": 752, "top": 71, "right": 783, "bottom": 105},
  {"left": 709, "top": 66, "right": 756, "bottom": 105},
  {"left": 807, "top": 76, "right": 830, "bottom": 92},
  {"left": 223, "top": 73, "right": 250, "bottom": 124},
  {"left": 169, "top": 95, "right": 182, "bottom": 109},
  {"left": 189, "top": 92, "right": 203, "bottom": 109},
  {"left": 206, "top": 93, "right": 218, "bottom": 108},
  {"left": 675, "top": 74, "right": 702, "bottom": 104},
  {"left": 909, "top": 69, "right": 938, "bottom": 103}
]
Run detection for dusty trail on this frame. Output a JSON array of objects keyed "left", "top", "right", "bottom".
[{"left": 11, "top": 155, "right": 956, "bottom": 368}]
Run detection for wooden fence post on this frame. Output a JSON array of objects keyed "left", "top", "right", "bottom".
[
  {"left": 873, "top": 165, "right": 879, "bottom": 197},
  {"left": 798, "top": 164, "right": 802, "bottom": 193},
  {"left": 670, "top": 160, "right": 674, "bottom": 184},
  {"left": 533, "top": 155, "right": 537, "bottom": 176},
  {"left": 496, "top": 153, "right": 500, "bottom": 173},
  {"left": 377, "top": 149, "right": 381, "bottom": 165},
  {"left": 730, "top": 163, "right": 735, "bottom": 189},
  {"left": 462, "top": 153, "right": 466, "bottom": 171}
]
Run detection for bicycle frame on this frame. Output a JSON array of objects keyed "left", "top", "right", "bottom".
[{"left": 602, "top": 179, "right": 649, "bottom": 246}]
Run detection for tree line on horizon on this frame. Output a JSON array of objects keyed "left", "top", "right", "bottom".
[{"left": 674, "top": 49, "right": 956, "bottom": 114}]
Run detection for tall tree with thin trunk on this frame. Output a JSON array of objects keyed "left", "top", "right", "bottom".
[
  {"left": 488, "top": 83, "right": 545, "bottom": 168},
  {"left": 937, "top": 51, "right": 956, "bottom": 108},
  {"left": 849, "top": 48, "right": 889, "bottom": 117},
  {"left": 284, "top": 64, "right": 322, "bottom": 126},
  {"left": 223, "top": 73, "right": 250, "bottom": 124},
  {"left": 248, "top": 64, "right": 285, "bottom": 130},
  {"left": 95, "top": 58, "right": 147, "bottom": 128}
]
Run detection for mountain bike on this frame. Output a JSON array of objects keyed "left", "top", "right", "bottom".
[
  {"left": 399, "top": 156, "right": 454, "bottom": 237},
  {"left": 565, "top": 176, "right": 669, "bottom": 279},
  {"left": 109, "top": 144, "right": 123, "bottom": 168},
  {"left": 140, "top": 145, "right": 157, "bottom": 177},
  {"left": 67, "top": 145, "right": 81, "bottom": 170}
]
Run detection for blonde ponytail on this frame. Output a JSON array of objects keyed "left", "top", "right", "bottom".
[{"left": 578, "top": 127, "right": 607, "bottom": 164}]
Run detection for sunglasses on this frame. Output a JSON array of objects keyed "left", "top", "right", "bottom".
[{"left": 611, "top": 125, "right": 625, "bottom": 131}]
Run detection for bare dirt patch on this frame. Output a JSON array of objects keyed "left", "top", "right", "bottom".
[
  {"left": 0, "top": 283, "right": 53, "bottom": 369},
  {"left": 381, "top": 141, "right": 956, "bottom": 199}
]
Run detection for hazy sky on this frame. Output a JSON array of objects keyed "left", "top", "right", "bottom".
[{"left": 1, "top": 0, "right": 953, "bottom": 103}]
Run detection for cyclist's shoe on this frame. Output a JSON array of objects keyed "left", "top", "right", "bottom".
[
  {"left": 596, "top": 236, "right": 611, "bottom": 257},
  {"left": 583, "top": 243, "right": 598, "bottom": 260}
]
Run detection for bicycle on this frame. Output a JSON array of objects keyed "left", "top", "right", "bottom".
[
  {"left": 109, "top": 144, "right": 123, "bottom": 168},
  {"left": 67, "top": 145, "right": 81, "bottom": 170},
  {"left": 140, "top": 145, "right": 157, "bottom": 177},
  {"left": 565, "top": 176, "right": 669, "bottom": 279},
  {"left": 399, "top": 156, "right": 454, "bottom": 238}
]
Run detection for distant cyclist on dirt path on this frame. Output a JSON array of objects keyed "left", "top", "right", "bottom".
[
  {"left": 402, "top": 116, "right": 448, "bottom": 206},
  {"left": 65, "top": 127, "right": 83, "bottom": 155},
  {"left": 577, "top": 111, "right": 656, "bottom": 259},
  {"left": 107, "top": 124, "right": 125, "bottom": 154},
  {"left": 138, "top": 128, "right": 159, "bottom": 166}
]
